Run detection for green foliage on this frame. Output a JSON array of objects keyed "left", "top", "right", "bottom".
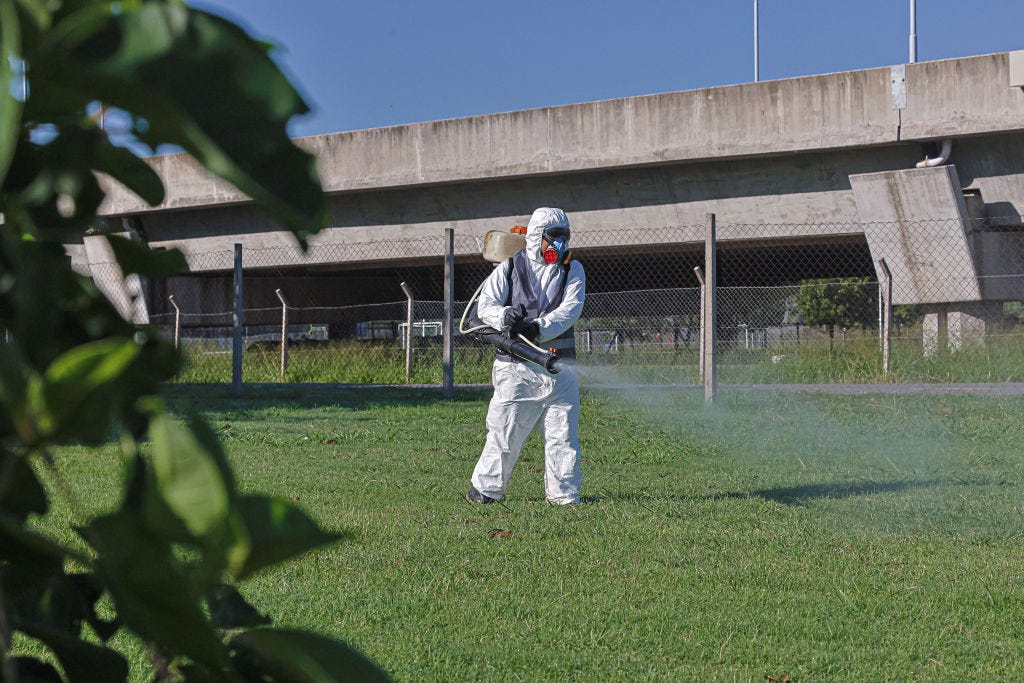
[
  {"left": 0, "top": 1, "right": 388, "bottom": 681},
  {"left": 1003, "top": 300, "right": 1023, "bottom": 323},
  {"left": 794, "top": 277, "right": 876, "bottom": 334}
]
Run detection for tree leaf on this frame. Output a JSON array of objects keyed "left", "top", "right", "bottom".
[
  {"left": 10, "top": 656, "right": 65, "bottom": 683},
  {"left": 147, "top": 410, "right": 233, "bottom": 541},
  {"left": 43, "top": 337, "right": 138, "bottom": 394},
  {"left": 207, "top": 584, "right": 271, "bottom": 630},
  {"left": 0, "top": 527, "right": 107, "bottom": 643},
  {"left": 122, "top": 451, "right": 196, "bottom": 546},
  {"left": 48, "top": 3, "right": 328, "bottom": 241},
  {"left": 0, "top": 512, "right": 85, "bottom": 565},
  {"left": 34, "top": 337, "right": 138, "bottom": 441},
  {"left": 0, "top": 239, "right": 136, "bottom": 375},
  {"left": 105, "top": 234, "right": 185, "bottom": 278},
  {"left": 82, "top": 511, "right": 228, "bottom": 670},
  {"left": 230, "top": 495, "right": 341, "bottom": 581},
  {"left": 68, "top": 572, "right": 120, "bottom": 642},
  {"left": 14, "top": 0, "right": 53, "bottom": 32},
  {"left": 230, "top": 629, "right": 391, "bottom": 683},
  {"left": 0, "top": 0, "right": 23, "bottom": 188},
  {"left": 0, "top": 453, "right": 47, "bottom": 520},
  {"left": 93, "top": 138, "right": 164, "bottom": 206},
  {"left": 19, "top": 623, "right": 128, "bottom": 683},
  {"left": 0, "top": 340, "right": 31, "bottom": 435}
]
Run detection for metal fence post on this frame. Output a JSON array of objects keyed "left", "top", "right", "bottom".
[
  {"left": 232, "top": 243, "right": 243, "bottom": 395},
  {"left": 879, "top": 258, "right": 892, "bottom": 377},
  {"left": 275, "top": 288, "right": 289, "bottom": 380},
  {"left": 877, "top": 285, "right": 883, "bottom": 350},
  {"left": 443, "top": 229, "right": 455, "bottom": 397},
  {"left": 703, "top": 213, "right": 718, "bottom": 403},
  {"left": 693, "top": 266, "right": 705, "bottom": 381},
  {"left": 400, "top": 281, "right": 415, "bottom": 383},
  {"left": 169, "top": 295, "right": 180, "bottom": 349}
]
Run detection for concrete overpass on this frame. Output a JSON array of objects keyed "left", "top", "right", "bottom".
[{"left": 78, "top": 50, "right": 1024, "bottom": 339}]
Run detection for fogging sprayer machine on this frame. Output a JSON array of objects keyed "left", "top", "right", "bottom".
[{"left": 459, "top": 225, "right": 564, "bottom": 375}]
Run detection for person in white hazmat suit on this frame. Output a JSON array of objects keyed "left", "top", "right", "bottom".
[{"left": 467, "top": 207, "right": 586, "bottom": 505}]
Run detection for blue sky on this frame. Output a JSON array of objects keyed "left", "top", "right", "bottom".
[{"left": 190, "top": 0, "right": 1024, "bottom": 138}]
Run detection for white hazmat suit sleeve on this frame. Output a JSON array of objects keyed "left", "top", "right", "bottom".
[{"left": 474, "top": 260, "right": 517, "bottom": 332}]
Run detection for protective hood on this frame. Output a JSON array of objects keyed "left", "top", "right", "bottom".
[{"left": 525, "top": 207, "right": 570, "bottom": 265}]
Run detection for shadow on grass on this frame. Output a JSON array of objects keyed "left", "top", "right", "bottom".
[
  {"left": 711, "top": 478, "right": 955, "bottom": 506},
  {"left": 162, "top": 383, "right": 493, "bottom": 412},
  {"left": 597, "top": 478, "right": 975, "bottom": 507}
]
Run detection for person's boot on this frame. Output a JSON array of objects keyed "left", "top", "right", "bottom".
[{"left": 467, "top": 486, "right": 497, "bottom": 504}]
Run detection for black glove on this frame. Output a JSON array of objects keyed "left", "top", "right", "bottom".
[
  {"left": 509, "top": 317, "right": 540, "bottom": 341},
  {"left": 502, "top": 303, "right": 528, "bottom": 331}
]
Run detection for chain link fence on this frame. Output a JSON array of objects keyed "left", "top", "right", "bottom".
[{"left": 87, "top": 218, "right": 1023, "bottom": 387}]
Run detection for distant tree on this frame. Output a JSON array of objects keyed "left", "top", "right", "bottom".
[
  {"left": 893, "top": 304, "right": 925, "bottom": 330},
  {"left": 795, "top": 277, "right": 876, "bottom": 349},
  {"left": 0, "top": 1, "right": 387, "bottom": 681}
]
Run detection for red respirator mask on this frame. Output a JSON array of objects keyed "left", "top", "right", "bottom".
[{"left": 542, "top": 231, "right": 570, "bottom": 265}]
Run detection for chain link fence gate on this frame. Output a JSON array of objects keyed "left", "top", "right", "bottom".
[{"left": 84, "top": 217, "right": 1023, "bottom": 388}]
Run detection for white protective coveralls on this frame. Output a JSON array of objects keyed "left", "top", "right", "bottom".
[{"left": 469, "top": 208, "right": 586, "bottom": 504}]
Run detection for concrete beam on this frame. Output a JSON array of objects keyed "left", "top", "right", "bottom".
[
  {"left": 1006, "top": 50, "right": 1024, "bottom": 89},
  {"left": 850, "top": 165, "right": 982, "bottom": 305},
  {"left": 901, "top": 53, "right": 1024, "bottom": 141},
  {"left": 109, "top": 52, "right": 1020, "bottom": 217},
  {"left": 99, "top": 52, "right": 1024, "bottom": 220}
]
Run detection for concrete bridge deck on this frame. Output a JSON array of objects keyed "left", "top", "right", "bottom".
[{"left": 77, "top": 51, "right": 1024, "bottom": 335}]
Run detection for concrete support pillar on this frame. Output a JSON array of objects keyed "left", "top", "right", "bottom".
[
  {"left": 83, "top": 234, "right": 151, "bottom": 325},
  {"left": 948, "top": 302, "right": 1002, "bottom": 352},
  {"left": 922, "top": 308, "right": 946, "bottom": 357},
  {"left": 948, "top": 310, "right": 984, "bottom": 352},
  {"left": 923, "top": 302, "right": 1000, "bottom": 356}
]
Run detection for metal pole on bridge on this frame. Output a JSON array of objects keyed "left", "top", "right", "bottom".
[
  {"left": 909, "top": 0, "right": 918, "bottom": 64},
  {"left": 753, "top": 0, "right": 760, "bottom": 82}
]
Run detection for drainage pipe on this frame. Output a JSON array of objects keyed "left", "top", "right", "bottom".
[{"left": 916, "top": 139, "right": 952, "bottom": 168}]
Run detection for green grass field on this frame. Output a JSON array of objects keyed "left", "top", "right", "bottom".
[
  {"left": 30, "top": 385, "right": 1024, "bottom": 681},
  {"left": 173, "top": 331, "right": 1024, "bottom": 386}
]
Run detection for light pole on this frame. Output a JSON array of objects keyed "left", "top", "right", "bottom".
[
  {"left": 754, "top": 0, "right": 760, "bottom": 82},
  {"left": 909, "top": 0, "right": 917, "bottom": 63}
]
